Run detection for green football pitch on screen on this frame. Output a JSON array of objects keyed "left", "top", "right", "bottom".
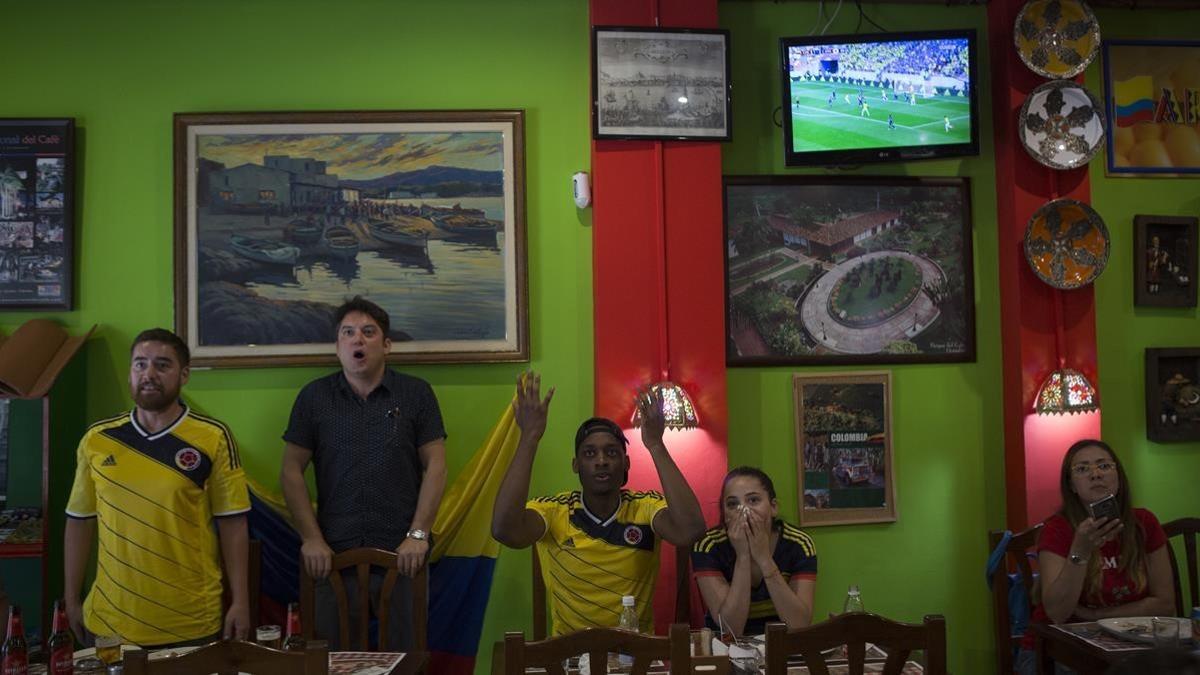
[{"left": 789, "top": 80, "right": 971, "bottom": 152}]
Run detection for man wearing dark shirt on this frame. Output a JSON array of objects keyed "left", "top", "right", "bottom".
[{"left": 279, "top": 296, "right": 447, "bottom": 650}]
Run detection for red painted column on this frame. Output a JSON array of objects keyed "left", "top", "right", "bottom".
[
  {"left": 988, "top": 0, "right": 1101, "bottom": 529},
  {"left": 591, "top": 0, "right": 727, "bottom": 632}
]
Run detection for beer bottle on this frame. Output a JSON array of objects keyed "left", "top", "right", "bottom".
[
  {"left": 282, "top": 602, "right": 305, "bottom": 651},
  {"left": 47, "top": 600, "right": 73, "bottom": 675},
  {"left": 1, "top": 605, "right": 27, "bottom": 675}
]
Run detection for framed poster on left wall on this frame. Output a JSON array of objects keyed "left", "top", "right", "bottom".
[{"left": 0, "top": 119, "right": 74, "bottom": 310}]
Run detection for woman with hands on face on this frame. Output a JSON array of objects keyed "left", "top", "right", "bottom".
[
  {"left": 691, "top": 467, "right": 816, "bottom": 637},
  {"left": 1015, "top": 439, "right": 1175, "bottom": 675}
]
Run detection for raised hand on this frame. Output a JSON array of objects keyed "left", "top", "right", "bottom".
[
  {"left": 513, "top": 371, "right": 555, "bottom": 442},
  {"left": 727, "top": 507, "right": 751, "bottom": 558},
  {"left": 636, "top": 386, "right": 666, "bottom": 450}
]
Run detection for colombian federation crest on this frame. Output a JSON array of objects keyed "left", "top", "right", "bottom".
[
  {"left": 175, "top": 447, "right": 201, "bottom": 471},
  {"left": 623, "top": 525, "right": 643, "bottom": 546}
]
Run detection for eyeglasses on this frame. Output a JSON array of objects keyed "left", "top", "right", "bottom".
[{"left": 1070, "top": 461, "right": 1116, "bottom": 475}]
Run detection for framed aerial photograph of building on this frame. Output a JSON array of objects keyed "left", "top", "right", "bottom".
[
  {"left": 794, "top": 371, "right": 895, "bottom": 527},
  {"left": 174, "top": 111, "right": 528, "bottom": 368},
  {"left": 725, "top": 175, "right": 975, "bottom": 366},
  {"left": 1145, "top": 347, "right": 1200, "bottom": 443},
  {"left": 592, "top": 26, "right": 731, "bottom": 140},
  {"left": 1134, "top": 214, "right": 1196, "bottom": 308},
  {"left": 0, "top": 119, "right": 74, "bottom": 310}
]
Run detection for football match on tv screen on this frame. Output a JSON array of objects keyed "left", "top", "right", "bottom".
[{"left": 785, "top": 36, "right": 974, "bottom": 156}]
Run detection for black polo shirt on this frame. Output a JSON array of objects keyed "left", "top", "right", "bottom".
[{"left": 283, "top": 369, "right": 446, "bottom": 552}]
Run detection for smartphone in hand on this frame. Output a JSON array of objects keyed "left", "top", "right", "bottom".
[{"left": 1088, "top": 494, "right": 1120, "bottom": 522}]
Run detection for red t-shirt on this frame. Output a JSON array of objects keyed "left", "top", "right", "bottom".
[{"left": 1021, "top": 508, "right": 1167, "bottom": 649}]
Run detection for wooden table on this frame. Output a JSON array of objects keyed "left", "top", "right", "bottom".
[{"left": 1032, "top": 623, "right": 1149, "bottom": 675}]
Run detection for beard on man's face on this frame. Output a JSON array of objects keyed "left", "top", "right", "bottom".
[{"left": 132, "top": 384, "right": 178, "bottom": 412}]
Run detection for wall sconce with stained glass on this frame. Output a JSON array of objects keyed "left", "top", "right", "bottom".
[{"left": 1034, "top": 368, "right": 1099, "bottom": 415}]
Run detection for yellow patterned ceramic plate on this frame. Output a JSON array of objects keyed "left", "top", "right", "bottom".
[
  {"left": 1024, "top": 199, "right": 1110, "bottom": 289},
  {"left": 1014, "top": 0, "right": 1101, "bottom": 79}
]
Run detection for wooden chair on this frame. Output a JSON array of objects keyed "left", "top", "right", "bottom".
[
  {"left": 504, "top": 622, "right": 690, "bottom": 675},
  {"left": 764, "top": 613, "right": 946, "bottom": 675},
  {"left": 123, "top": 639, "right": 328, "bottom": 675},
  {"left": 1164, "top": 517, "right": 1200, "bottom": 617},
  {"left": 222, "top": 538, "right": 262, "bottom": 624},
  {"left": 988, "top": 523, "right": 1042, "bottom": 675},
  {"left": 531, "top": 543, "right": 693, "bottom": 639},
  {"left": 299, "top": 547, "right": 427, "bottom": 651}
]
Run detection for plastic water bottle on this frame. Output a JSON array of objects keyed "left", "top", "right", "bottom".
[
  {"left": 843, "top": 585, "right": 865, "bottom": 613},
  {"left": 616, "top": 595, "right": 639, "bottom": 671}
]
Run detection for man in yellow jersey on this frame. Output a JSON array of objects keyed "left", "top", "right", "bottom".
[
  {"left": 63, "top": 328, "right": 250, "bottom": 646},
  {"left": 492, "top": 372, "right": 706, "bottom": 635}
]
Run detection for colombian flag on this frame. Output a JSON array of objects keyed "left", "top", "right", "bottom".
[
  {"left": 427, "top": 403, "right": 519, "bottom": 674},
  {"left": 1113, "top": 75, "right": 1156, "bottom": 127},
  {"left": 242, "top": 403, "right": 519, "bottom": 674}
]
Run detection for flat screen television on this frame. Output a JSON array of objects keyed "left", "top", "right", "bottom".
[{"left": 781, "top": 29, "right": 980, "bottom": 166}]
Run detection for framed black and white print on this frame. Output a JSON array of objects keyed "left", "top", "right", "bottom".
[{"left": 592, "top": 26, "right": 731, "bottom": 141}]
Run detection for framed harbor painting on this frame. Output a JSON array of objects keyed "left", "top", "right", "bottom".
[
  {"left": 174, "top": 111, "right": 528, "bottom": 367},
  {"left": 725, "top": 175, "right": 975, "bottom": 366},
  {"left": 793, "top": 371, "right": 896, "bottom": 526}
]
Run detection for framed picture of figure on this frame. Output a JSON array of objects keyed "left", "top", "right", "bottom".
[
  {"left": 1145, "top": 347, "right": 1200, "bottom": 442},
  {"left": 1134, "top": 215, "right": 1197, "bottom": 308}
]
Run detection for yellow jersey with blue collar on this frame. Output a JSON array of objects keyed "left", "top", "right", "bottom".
[
  {"left": 527, "top": 489, "right": 667, "bottom": 636},
  {"left": 65, "top": 406, "right": 249, "bottom": 645}
]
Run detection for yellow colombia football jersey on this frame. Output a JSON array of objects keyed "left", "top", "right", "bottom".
[
  {"left": 66, "top": 407, "right": 250, "bottom": 645},
  {"left": 527, "top": 490, "right": 667, "bottom": 636}
]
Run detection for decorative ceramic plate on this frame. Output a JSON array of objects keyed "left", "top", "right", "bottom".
[
  {"left": 1019, "top": 80, "right": 1106, "bottom": 170},
  {"left": 1024, "top": 198, "right": 1110, "bottom": 289},
  {"left": 1097, "top": 617, "right": 1193, "bottom": 645},
  {"left": 1014, "top": 0, "right": 1101, "bottom": 79}
]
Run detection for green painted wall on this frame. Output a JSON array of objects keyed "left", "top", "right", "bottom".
[
  {"left": 719, "top": 3, "right": 1005, "bottom": 673},
  {"left": 1, "top": 0, "right": 593, "bottom": 667},
  {"left": 1088, "top": 8, "right": 1200, "bottom": 592},
  {"left": 5, "top": 0, "right": 1197, "bottom": 672}
]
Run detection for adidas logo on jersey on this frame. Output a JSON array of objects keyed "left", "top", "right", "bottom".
[{"left": 101, "top": 455, "right": 117, "bottom": 466}]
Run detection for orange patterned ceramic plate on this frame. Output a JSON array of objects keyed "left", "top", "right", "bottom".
[
  {"left": 1024, "top": 199, "right": 1110, "bottom": 289},
  {"left": 1014, "top": 0, "right": 1101, "bottom": 79}
]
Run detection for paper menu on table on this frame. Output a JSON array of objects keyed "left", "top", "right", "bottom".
[{"left": 329, "top": 651, "right": 405, "bottom": 675}]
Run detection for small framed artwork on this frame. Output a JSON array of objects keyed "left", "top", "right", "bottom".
[
  {"left": 1134, "top": 215, "right": 1197, "bottom": 307},
  {"left": 0, "top": 119, "right": 74, "bottom": 310},
  {"left": 1103, "top": 39, "right": 1200, "bottom": 176},
  {"left": 592, "top": 26, "right": 731, "bottom": 141},
  {"left": 793, "top": 371, "right": 896, "bottom": 526},
  {"left": 174, "top": 110, "right": 528, "bottom": 367},
  {"left": 1145, "top": 347, "right": 1200, "bottom": 442},
  {"left": 725, "top": 175, "right": 975, "bottom": 366}
]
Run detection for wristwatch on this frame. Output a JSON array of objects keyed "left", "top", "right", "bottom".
[
  {"left": 406, "top": 528, "right": 429, "bottom": 541},
  {"left": 1068, "top": 552, "right": 1087, "bottom": 565}
]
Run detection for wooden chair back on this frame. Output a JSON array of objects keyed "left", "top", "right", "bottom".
[
  {"left": 123, "top": 639, "right": 328, "bottom": 675},
  {"left": 1164, "top": 517, "right": 1200, "bottom": 617},
  {"left": 988, "top": 524, "right": 1042, "bottom": 674},
  {"left": 298, "top": 547, "right": 427, "bottom": 651},
  {"left": 764, "top": 613, "right": 946, "bottom": 675},
  {"left": 222, "top": 538, "right": 262, "bottom": 624},
  {"left": 531, "top": 543, "right": 693, "bottom": 639},
  {"left": 504, "top": 623, "right": 690, "bottom": 675}
]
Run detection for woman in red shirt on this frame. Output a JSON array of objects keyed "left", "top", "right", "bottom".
[{"left": 1016, "top": 439, "right": 1175, "bottom": 674}]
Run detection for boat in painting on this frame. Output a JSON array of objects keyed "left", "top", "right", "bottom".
[
  {"left": 368, "top": 219, "right": 429, "bottom": 251},
  {"left": 432, "top": 213, "right": 498, "bottom": 239},
  {"left": 321, "top": 225, "right": 360, "bottom": 259},
  {"left": 284, "top": 218, "right": 322, "bottom": 245},
  {"left": 230, "top": 234, "right": 301, "bottom": 266}
]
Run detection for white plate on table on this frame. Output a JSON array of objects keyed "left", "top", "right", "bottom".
[{"left": 1097, "top": 617, "right": 1193, "bottom": 645}]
